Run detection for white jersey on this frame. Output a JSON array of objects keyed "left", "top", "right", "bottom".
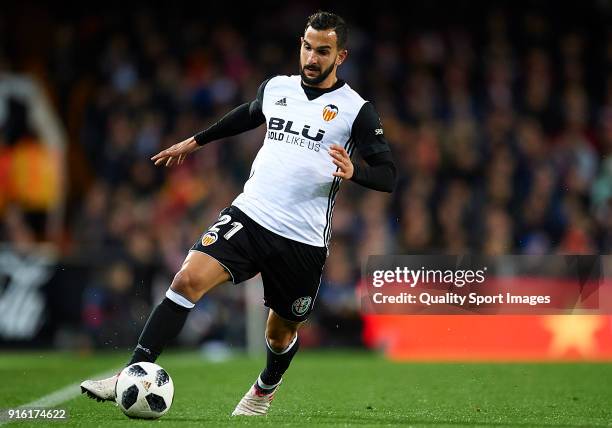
[{"left": 232, "top": 75, "right": 367, "bottom": 247}]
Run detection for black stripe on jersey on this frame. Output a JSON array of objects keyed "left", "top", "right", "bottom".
[
  {"left": 325, "top": 139, "right": 356, "bottom": 245},
  {"left": 327, "top": 139, "right": 356, "bottom": 244},
  {"left": 323, "top": 176, "right": 340, "bottom": 247},
  {"left": 323, "top": 138, "right": 352, "bottom": 245},
  {"left": 323, "top": 138, "right": 356, "bottom": 246},
  {"left": 323, "top": 138, "right": 350, "bottom": 246},
  {"left": 324, "top": 178, "right": 340, "bottom": 245}
]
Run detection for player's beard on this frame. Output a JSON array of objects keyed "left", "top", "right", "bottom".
[{"left": 300, "top": 59, "right": 336, "bottom": 86}]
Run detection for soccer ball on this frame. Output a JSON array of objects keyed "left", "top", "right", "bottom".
[{"left": 115, "top": 362, "right": 174, "bottom": 419}]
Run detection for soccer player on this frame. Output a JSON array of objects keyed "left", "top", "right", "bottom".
[{"left": 81, "top": 11, "right": 395, "bottom": 416}]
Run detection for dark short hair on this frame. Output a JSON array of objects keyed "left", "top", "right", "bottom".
[{"left": 305, "top": 11, "right": 348, "bottom": 50}]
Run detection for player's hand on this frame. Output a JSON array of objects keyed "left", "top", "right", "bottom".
[
  {"left": 151, "top": 137, "right": 200, "bottom": 167},
  {"left": 329, "top": 144, "right": 354, "bottom": 179}
]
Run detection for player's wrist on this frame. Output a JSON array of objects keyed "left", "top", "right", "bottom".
[
  {"left": 349, "top": 163, "right": 359, "bottom": 181},
  {"left": 193, "top": 131, "right": 208, "bottom": 146},
  {"left": 187, "top": 137, "right": 201, "bottom": 151}
]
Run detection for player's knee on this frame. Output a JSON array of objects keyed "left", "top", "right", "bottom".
[
  {"left": 170, "top": 269, "right": 201, "bottom": 302},
  {"left": 266, "top": 331, "right": 296, "bottom": 353}
]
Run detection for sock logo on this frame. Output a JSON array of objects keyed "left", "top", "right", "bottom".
[
  {"left": 291, "top": 296, "right": 312, "bottom": 316},
  {"left": 136, "top": 344, "right": 152, "bottom": 355}
]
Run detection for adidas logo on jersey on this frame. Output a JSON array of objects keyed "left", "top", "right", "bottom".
[{"left": 275, "top": 97, "right": 287, "bottom": 106}]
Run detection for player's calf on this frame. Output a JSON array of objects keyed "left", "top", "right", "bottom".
[
  {"left": 81, "top": 252, "right": 230, "bottom": 406},
  {"left": 231, "top": 334, "right": 298, "bottom": 416},
  {"left": 259, "top": 310, "right": 301, "bottom": 388},
  {"left": 126, "top": 251, "right": 230, "bottom": 366},
  {"left": 232, "top": 312, "right": 301, "bottom": 416}
]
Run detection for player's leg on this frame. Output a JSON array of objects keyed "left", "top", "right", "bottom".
[
  {"left": 80, "top": 251, "right": 230, "bottom": 401},
  {"left": 232, "top": 310, "right": 301, "bottom": 416},
  {"left": 233, "top": 235, "right": 326, "bottom": 416},
  {"left": 82, "top": 206, "right": 258, "bottom": 402},
  {"left": 258, "top": 310, "right": 301, "bottom": 390},
  {"left": 127, "top": 250, "right": 230, "bottom": 365}
]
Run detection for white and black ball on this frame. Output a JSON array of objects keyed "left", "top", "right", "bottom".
[{"left": 115, "top": 362, "right": 174, "bottom": 419}]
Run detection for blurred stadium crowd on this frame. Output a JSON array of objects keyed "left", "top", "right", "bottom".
[{"left": 0, "top": 2, "right": 610, "bottom": 350}]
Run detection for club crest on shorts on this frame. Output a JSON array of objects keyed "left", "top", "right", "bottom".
[
  {"left": 322, "top": 104, "right": 338, "bottom": 121},
  {"left": 291, "top": 296, "right": 312, "bottom": 316},
  {"left": 201, "top": 231, "right": 218, "bottom": 246}
]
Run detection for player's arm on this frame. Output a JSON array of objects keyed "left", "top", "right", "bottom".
[
  {"left": 329, "top": 102, "right": 396, "bottom": 192},
  {"left": 151, "top": 80, "right": 268, "bottom": 167}
]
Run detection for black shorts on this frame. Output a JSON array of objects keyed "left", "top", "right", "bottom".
[{"left": 191, "top": 205, "right": 327, "bottom": 322}]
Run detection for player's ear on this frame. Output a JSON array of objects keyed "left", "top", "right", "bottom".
[
  {"left": 300, "top": 37, "right": 304, "bottom": 46},
  {"left": 336, "top": 49, "right": 348, "bottom": 66}
]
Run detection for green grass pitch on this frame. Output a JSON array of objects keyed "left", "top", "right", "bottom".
[{"left": 1, "top": 351, "right": 611, "bottom": 427}]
